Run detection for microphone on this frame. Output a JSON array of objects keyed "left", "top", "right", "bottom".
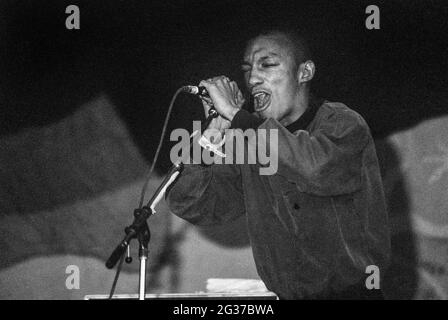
[
  {"left": 182, "top": 85, "right": 209, "bottom": 98},
  {"left": 182, "top": 85, "right": 218, "bottom": 118}
]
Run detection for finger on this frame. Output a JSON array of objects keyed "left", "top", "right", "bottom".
[
  {"left": 236, "top": 90, "right": 245, "bottom": 106},
  {"left": 200, "top": 95, "right": 213, "bottom": 105},
  {"left": 213, "top": 76, "right": 231, "bottom": 91},
  {"left": 201, "top": 99, "right": 212, "bottom": 117},
  {"left": 200, "top": 78, "right": 222, "bottom": 98},
  {"left": 229, "top": 80, "right": 238, "bottom": 94},
  {"left": 220, "top": 78, "right": 236, "bottom": 96},
  {"left": 212, "top": 75, "right": 229, "bottom": 82},
  {"left": 201, "top": 98, "right": 212, "bottom": 108},
  {"left": 229, "top": 81, "right": 241, "bottom": 103},
  {"left": 199, "top": 79, "right": 212, "bottom": 89},
  {"left": 201, "top": 99, "right": 213, "bottom": 113}
]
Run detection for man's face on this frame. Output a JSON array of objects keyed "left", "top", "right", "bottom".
[{"left": 242, "top": 34, "right": 301, "bottom": 123}]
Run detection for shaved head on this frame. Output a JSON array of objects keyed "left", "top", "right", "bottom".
[{"left": 247, "top": 29, "right": 312, "bottom": 72}]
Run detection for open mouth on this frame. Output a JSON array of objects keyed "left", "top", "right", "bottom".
[{"left": 252, "top": 92, "right": 271, "bottom": 112}]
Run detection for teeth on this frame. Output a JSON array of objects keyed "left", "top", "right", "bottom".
[{"left": 253, "top": 92, "right": 269, "bottom": 110}]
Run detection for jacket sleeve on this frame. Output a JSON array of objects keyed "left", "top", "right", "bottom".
[
  {"left": 256, "top": 105, "right": 370, "bottom": 196},
  {"left": 165, "top": 163, "right": 246, "bottom": 225}
]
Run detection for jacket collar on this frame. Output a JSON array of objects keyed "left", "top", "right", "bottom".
[{"left": 286, "top": 96, "right": 324, "bottom": 133}]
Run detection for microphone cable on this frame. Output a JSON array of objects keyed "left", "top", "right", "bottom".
[
  {"left": 108, "top": 86, "right": 184, "bottom": 299},
  {"left": 138, "top": 87, "right": 184, "bottom": 209}
]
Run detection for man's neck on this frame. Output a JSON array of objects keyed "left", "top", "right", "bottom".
[{"left": 279, "top": 89, "right": 309, "bottom": 127}]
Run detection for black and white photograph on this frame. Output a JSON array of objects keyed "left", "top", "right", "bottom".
[{"left": 0, "top": 0, "right": 447, "bottom": 306}]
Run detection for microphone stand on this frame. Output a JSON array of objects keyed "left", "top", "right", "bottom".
[{"left": 105, "top": 108, "right": 218, "bottom": 300}]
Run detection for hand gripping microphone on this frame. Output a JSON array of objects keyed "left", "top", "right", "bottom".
[{"left": 182, "top": 85, "right": 218, "bottom": 118}]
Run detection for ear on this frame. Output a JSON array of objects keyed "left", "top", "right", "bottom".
[{"left": 297, "top": 60, "right": 315, "bottom": 85}]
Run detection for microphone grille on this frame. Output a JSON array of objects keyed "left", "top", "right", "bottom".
[{"left": 183, "top": 85, "right": 199, "bottom": 95}]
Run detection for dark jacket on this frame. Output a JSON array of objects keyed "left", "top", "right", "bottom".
[{"left": 166, "top": 100, "right": 391, "bottom": 299}]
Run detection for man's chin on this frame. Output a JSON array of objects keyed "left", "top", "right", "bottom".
[{"left": 255, "top": 104, "right": 271, "bottom": 119}]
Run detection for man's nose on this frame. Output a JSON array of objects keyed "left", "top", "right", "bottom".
[{"left": 248, "top": 69, "right": 263, "bottom": 87}]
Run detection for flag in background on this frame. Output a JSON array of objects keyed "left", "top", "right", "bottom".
[{"left": 0, "top": 94, "right": 260, "bottom": 299}]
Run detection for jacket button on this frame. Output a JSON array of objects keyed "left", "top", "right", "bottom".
[{"left": 293, "top": 203, "right": 300, "bottom": 210}]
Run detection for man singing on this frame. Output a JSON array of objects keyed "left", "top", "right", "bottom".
[{"left": 166, "top": 29, "right": 390, "bottom": 299}]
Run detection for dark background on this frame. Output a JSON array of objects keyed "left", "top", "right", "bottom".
[{"left": 1, "top": 0, "right": 447, "bottom": 172}]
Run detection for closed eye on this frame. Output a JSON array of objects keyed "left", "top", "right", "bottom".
[{"left": 262, "top": 63, "right": 279, "bottom": 68}]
